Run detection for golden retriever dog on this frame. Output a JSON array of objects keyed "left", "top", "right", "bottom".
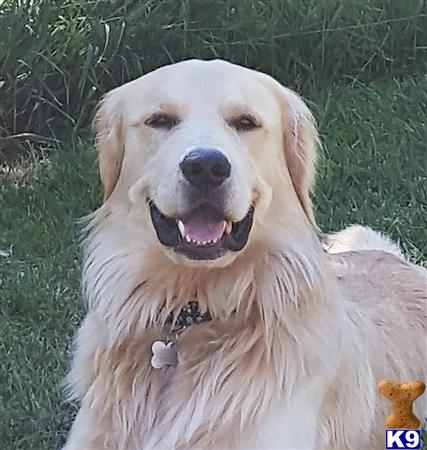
[{"left": 63, "top": 59, "right": 426, "bottom": 449}]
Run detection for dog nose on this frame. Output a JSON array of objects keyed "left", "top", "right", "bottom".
[{"left": 180, "top": 149, "right": 231, "bottom": 189}]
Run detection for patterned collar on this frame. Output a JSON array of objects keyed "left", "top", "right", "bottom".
[
  {"left": 151, "top": 302, "right": 212, "bottom": 369},
  {"left": 165, "top": 301, "right": 212, "bottom": 336}
]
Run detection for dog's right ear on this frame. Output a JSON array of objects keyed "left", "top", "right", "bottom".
[{"left": 94, "top": 90, "right": 124, "bottom": 202}]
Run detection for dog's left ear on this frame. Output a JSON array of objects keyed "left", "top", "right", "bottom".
[{"left": 277, "top": 86, "right": 319, "bottom": 225}]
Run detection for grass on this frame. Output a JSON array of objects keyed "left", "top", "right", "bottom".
[
  {"left": 1, "top": 0, "right": 426, "bottom": 153},
  {"left": 1, "top": 76, "right": 426, "bottom": 449}
]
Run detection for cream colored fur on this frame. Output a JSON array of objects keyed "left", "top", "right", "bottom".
[
  {"left": 324, "top": 224, "right": 405, "bottom": 259},
  {"left": 63, "top": 60, "right": 426, "bottom": 450}
]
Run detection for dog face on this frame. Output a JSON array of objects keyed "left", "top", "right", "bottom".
[{"left": 95, "top": 59, "right": 318, "bottom": 266}]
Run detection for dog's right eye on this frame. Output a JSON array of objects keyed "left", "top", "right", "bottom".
[{"left": 145, "top": 113, "right": 180, "bottom": 130}]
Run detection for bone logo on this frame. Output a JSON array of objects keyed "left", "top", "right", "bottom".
[{"left": 379, "top": 379, "right": 426, "bottom": 449}]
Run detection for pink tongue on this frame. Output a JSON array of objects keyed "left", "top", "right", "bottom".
[{"left": 185, "top": 220, "right": 225, "bottom": 242}]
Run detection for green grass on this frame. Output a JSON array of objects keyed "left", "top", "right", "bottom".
[
  {"left": 1, "top": 77, "right": 426, "bottom": 449},
  {"left": 1, "top": 0, "right": 426, "bottom": 152}
]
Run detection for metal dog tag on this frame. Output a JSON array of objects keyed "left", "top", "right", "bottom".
[{"left": 151, "top": 340, "right": 178, "bottom": 369}]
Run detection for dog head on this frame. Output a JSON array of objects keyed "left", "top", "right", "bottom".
[{"left": 94, "top": 59, "right": 318, "bottom": 267}]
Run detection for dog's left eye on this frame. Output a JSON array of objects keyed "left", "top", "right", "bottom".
[
  {"left": 145, "top": 113, "right": 180, "bottom": 130},
  {"left": 229, "top": 115, "right": 260, "bottom": 132}
]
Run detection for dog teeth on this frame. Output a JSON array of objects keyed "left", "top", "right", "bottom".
[
  {"left": 183, "top": 236, "right": 220, "bottom": 246},
  {"left": 177, "top": 220, "right": 186, "bottom": 238},
  {"left": 225, "top": 221, "right": 233, "bottom": 234}
]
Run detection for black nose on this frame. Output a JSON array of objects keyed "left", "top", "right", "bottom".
[{"left": 180, "top": 149, "right": 231, "bottom": 189}]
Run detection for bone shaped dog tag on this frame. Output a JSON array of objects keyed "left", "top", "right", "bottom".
[{"left": 151, "top": 341, "right": 178, "bottom": 369}]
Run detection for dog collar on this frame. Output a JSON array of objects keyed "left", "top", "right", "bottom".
[{"left": 151, "top": 301, "right": 211, "bottom": 369}]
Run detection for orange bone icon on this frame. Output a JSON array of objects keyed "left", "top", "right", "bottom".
[{"left": 378, "top": 379, "right": 426, "bottom": 429}]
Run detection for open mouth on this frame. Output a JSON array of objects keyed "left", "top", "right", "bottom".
[{"left": 149, "top": 201, "right": 254, "bottom": 260}]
